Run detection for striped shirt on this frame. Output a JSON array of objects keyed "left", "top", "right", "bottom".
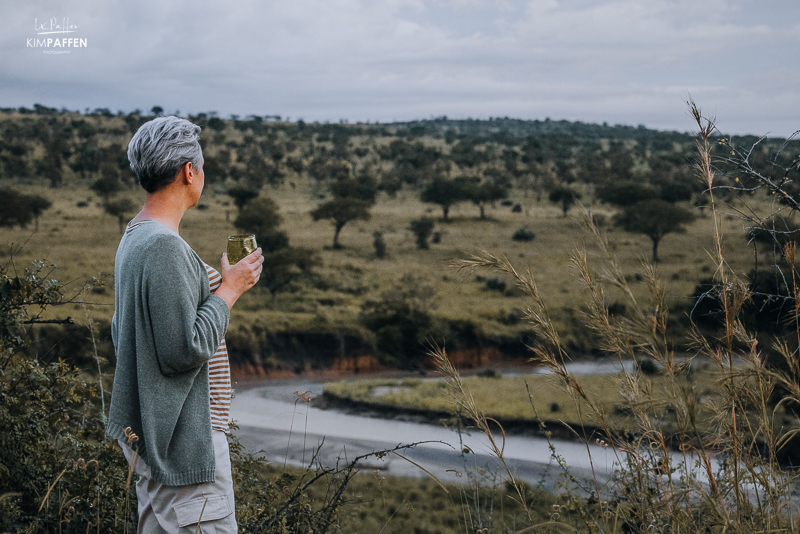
[{"left": 205, "top": 263, "right": 232, "bottom": 432}]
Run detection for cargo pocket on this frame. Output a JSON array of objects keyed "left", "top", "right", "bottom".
[{"left": 175, "top": 495, "right": 235, "bottom": 533}]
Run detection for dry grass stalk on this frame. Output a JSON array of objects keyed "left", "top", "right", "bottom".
[
  {"left": 439, "top": 101, "right": 800, "bottom": 532},
  {"left": 429, "top": 343, "right": 532, "bottom": 524}
]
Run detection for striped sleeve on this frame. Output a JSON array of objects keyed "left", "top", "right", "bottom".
[{"left": 205, "top": 263, "right": 232, "bottom": 432}]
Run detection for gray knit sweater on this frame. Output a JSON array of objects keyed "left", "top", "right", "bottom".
[{"left": 106, "top": 220, "right": 230, "bottom": 486}]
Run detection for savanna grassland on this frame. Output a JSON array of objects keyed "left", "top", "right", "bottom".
[
  {"left": 0, "top": 105, "right": 778, "bottom": 376},
  {"left": 1, "top": 176, "right": 764, "bottom": 371}
]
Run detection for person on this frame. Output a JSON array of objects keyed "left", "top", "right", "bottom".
[{"left": 106, "top": 116, "right": 263, "bottom": 533}]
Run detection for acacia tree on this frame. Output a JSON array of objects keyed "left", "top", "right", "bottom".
[
  {"left": 311, "top": 197, "right": 372, "bottom": 249},
  {"left": 420, "top": 176, "right": 470, "bottom": 221},
  {"left": 27, "top": 195, "right": 51, "bottom": 231},
  {"left": 614, "top": 198, "right": 695, "bottom": 262},
  {"left": 0, "top": 189, "right": 51, "bottom": 230},
  {"left": 311, "top": 173, "right": 377, "bottom": 249},
  {"left": 468, "top": 180, "right": 509, "bottom": 219},
  {"left": 548, "top": 186, "right": 581, "bottom": 217}
]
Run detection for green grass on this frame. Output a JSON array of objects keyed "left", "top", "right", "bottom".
[
  {"left": 326, "top": 372, "right": 629, "bottom": 429},
  {"left": 324, "top": 364, "right": 798, "bottom": 437},
  {"left": 262, "top": 461, "right": 557, "bottom": 533}
]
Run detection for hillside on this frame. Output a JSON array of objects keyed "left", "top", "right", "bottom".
[{"left": 0, "top": 105, "right": 795, "bottom": 376}]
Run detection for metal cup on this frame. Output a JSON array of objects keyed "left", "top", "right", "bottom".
[{"left": 227, "top": 234, "right": 257, "bottom": 265}]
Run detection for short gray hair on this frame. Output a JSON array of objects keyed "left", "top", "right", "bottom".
[{"left": 127, "top": 116, "right": 203, "bottom": 193}]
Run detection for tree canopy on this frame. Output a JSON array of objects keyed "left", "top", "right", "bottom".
[
  {"left": 614, "top": 199, "right": 696, "bottom": 262},
  {"left": 548, "top": 186, "right": 582, "bottom": 217},
  {"left": 0, "top": 189, "right": 51, "bottom": 230},
  {"left": 103, "top": 197, "right": 137, "bottom": 233},
  {"left": 310, "top": 174, "right": 377, "bottom": 248},
  {"left": 597, "top": 181, "right": 657, "bottom": 207},
  {"left": 420, "top": 176, "right": 471, "bottom": 221},
  {"left": 311, "top": 197, "right": 372, "bottom": 249}
]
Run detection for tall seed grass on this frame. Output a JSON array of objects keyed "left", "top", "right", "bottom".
[{"left": 431, "top": 103, "right": 800, "bottom": 533}]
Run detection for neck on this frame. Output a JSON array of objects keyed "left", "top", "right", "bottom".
[{"left": 137, "top": 191, "right": 188, "bottom": 234}]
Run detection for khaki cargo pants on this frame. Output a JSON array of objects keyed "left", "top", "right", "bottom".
[{"left": 120, "top": 431, "right": 237, "bottom": 533}]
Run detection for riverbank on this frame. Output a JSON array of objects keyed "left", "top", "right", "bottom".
[
  {"left": 315, "top": 388, "right": 604, "bottom": 443},
  {"left": 316, "top": 358, "right": 799, "bottom": 455}
]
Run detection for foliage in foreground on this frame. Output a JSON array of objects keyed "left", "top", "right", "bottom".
[
  {"left": 0, "top": 259, "right": 424, "bottom": 533},
  {"left": 436, "top": 102, "right": 800, "bottom": 532}
]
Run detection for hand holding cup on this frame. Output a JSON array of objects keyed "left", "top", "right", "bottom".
[
  {"left": 216, "top": 235, "right": 263, "bottom": 308},
  {"left": 227, "top": 234, "right": 257, "bottom": 265}
]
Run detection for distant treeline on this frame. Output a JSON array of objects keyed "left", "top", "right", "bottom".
[{"left": 2, "top": 102, "right": 785, "bottom": 195}]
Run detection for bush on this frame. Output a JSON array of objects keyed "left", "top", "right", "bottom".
[
  {"left": 512, "top": 227, "right": 536, "bottom": 242},
  {"left": 408, "top": 217, "right": 435, "bottom": 249},
  {"left": 360, "top": 274, "right": 439, "bottom": 367},
  {"left": 0, "top": 261, "right": 133, "bottom": 532},
  {"left": 485, "top": 277, "right": 506, "bottom": 292},
  {"left": 475, "top": 367, "right": 502, "bottom": 379},
  {"left": 373, "top": 230, "right": 386, "bottom": 258},
  {"left": 0, "top": 355, "right": 133, "bottom": 532}
]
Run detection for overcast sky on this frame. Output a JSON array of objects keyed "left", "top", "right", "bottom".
[{"left": 1, "top": 0, "right": 798, "bottom": 136}]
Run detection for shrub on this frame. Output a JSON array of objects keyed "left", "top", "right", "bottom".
[
  {"left": 360, "top": 274, "right": 439, "bottom": 367},
  {"left": 512, "top": 227, "right": 536, "bottom": 242},
  {"left": 373, "top": 230, "right": 386, "bottom": 258},
  {"left": 408, "top": 217, "right": 435, "bottom": 249},
  {"left": 484, "top": 277, "right": 506, "bottom": 292}
]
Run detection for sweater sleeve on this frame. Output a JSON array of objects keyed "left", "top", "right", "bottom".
[{"left": 143, "top": 234, "right": 230, "bottom": 377}]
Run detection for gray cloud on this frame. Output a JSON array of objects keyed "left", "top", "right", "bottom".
[{"left": 1, "top": 0, "right": 798, "bottom": 135}]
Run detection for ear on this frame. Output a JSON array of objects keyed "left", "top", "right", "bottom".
[{"left": 182, "top": 162, "right": 196, "bottom": 185}]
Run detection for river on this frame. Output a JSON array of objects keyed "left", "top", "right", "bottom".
[{"left": 229, "top": 360, "right": 653, "bottom": 492}]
